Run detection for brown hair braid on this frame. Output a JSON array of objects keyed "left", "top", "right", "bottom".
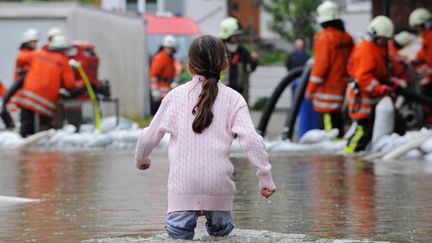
[{"left": 188, "top": 35, "right": 227, "bottom": 134}]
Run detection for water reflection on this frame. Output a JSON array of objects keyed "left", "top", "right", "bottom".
[{"left": 0, "top": 150, "right": 432, "bottom": 242}]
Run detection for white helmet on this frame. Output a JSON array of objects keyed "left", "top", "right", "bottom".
[
  {"left": 49, "top": 35, "right": 69, "bottom": 49},
  {"left": 316, "top": 1, "right": 340, "bottom": 24},
  {"left": 367, "top": 15, "right": 394, "bottom": 39},
  {"left": 409, "top": 8, "right": 432, "bottom": 27},
  {"left": 21, "top": 28, "right": 39, "bottom": 44},
  {"left": 219, "top": 17, "right": 242, "bottom": 40},
  {"left": 394, "top": 31, "right": 416, "bottom": 47},
  {"left": 162, "top": 35, "right": 177, "bottom": 48},
  {"left": 48, "top": 27, "right": 64, "bottom": 40}
]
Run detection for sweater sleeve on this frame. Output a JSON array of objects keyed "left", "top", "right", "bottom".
[
  {"left": 307, "top": 34, "right": 331, "bottom": 94},
  {"left": 231, "top": 104, "right": 276, "bottom": 190},
  {"left": 134, "top": 95, "right": 172, "bottom": 169}
]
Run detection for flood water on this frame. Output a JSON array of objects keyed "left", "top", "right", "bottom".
[{"left": 1, "top": 149, "right": 432, "bottom": 242}]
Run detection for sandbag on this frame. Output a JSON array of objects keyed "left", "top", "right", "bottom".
[
  {"left": 372, "top": 97, "right": 395, "bottom": 144},
  {"left": 420, "top": 137, "right": 432, "bottom": 154},
  {"left": 299, "top": 129, "right": 339, "bottom": 144}
]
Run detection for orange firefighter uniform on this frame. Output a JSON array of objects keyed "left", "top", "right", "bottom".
[
  {"left": 14, "top": 48, "right": 36, "bottom": 81},
  {"left": 150, "top": 49, "right": 176, "bottom": 97},
  {"left": 387, "top": 40, "right": 409, "bottom": 81},
  {"left": 416, "top": 28, "right": 432, "bottom": 79},
  {"left": 306, "top": 27, "right": 353, "bottom": 137},
  {"left": 344, "top": 38, "right": 392, "bottom": 153},
  {"left": 149, "top": 49, "right": 176, "bottom": 114},
  {"left": 0, "top": 82, "right": 6, "bottom": 97},
  {"left": 416, "top": 28, "right": 432, "bottom": 123},
  {"left": 11, "top": 49, "right": 75, "bottom": 137}
]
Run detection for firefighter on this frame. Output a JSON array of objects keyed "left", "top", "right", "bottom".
[
  {"left": 305, "top": 0, "right": 354, "bottom": 138},
  {"left": 11, "top": 35, "right": 76, "bottom": 137},
  {"left": 219, "top": 16, "right": 258, "bottom": 104},
  {"left": 149, "top": 35, "right": 177, "bottom": 115},
  {"left": 42, "top": 27, "right": 64, "bottom": 50},
  {"left": 409, "top": 8, "right": 432, "bottom": 124},
  {"left": 344, "top": 16, "right": 397, "bottom": 153},
  {"left": 388, "top": 31, "right": 416, "bottom": 80},
  {"left": 14, "top": 28, "right": 39, "bottom": 81}
]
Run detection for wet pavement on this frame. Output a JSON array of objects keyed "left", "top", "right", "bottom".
[{"left": 1, "top": 149, "right": 432, "bottom": 242}]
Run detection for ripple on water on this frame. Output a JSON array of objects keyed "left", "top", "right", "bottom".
[{"left": 82, "top": 229, "right": 390, "bottom": 243}]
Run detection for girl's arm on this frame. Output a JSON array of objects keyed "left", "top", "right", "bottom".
[
  {"left": 134, "top": 95, "right": 172, "bottom": 169},
  {"left": 231, "top": 104, "right": 276, "bottom": 191}
]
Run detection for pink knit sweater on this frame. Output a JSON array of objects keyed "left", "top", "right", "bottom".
[{"left": 135, "top": 75, "right": 276, "bottom": 213}]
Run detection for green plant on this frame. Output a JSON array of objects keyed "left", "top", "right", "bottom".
[
  {"left": 258, "top": 51, "right": 287, "bottom": 66},
  {"left": 263, "top": 0, "right": 320, "bottom": 42},
  {"left": 252, "top": 97, "right": 269, "bottom": 110}
]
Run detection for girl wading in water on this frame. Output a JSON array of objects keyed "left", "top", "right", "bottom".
[{"left": 135, "top": 35, "right": 276, "bottom": 240}]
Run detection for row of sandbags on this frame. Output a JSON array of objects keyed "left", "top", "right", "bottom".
[
  {"left": 1, "top": 116, "right": 431, "bottom": 161},
  {"left": 0, "top": 117, "right": 143, "bottom": 150}
]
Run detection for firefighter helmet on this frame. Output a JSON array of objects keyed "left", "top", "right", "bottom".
[
  {"left": 162, "top": 35, "right": 177, "bottom": 49},
  {"left": 316, "top": 1, "right": 340, "bottom": 24},
  {"left": 49, "top": 35, "right": 69, "bottom": 49},
  {"left": 48, "top": 27, "right": 64, "bottom": 40},
  {"left": 21, "top": 28, "right": 39, "bottom": 44},
  {"left": 367, "top": 15, "right": 394, "bottom": 39},
  {"left": 219, "top": 17, "right": 242, "bottom": 40},
  {"left": 409, "top": 8, "right": 432, "bottom": 27},
  {"left": 394, "top": 31, "right": 416, "bottom": 47}
]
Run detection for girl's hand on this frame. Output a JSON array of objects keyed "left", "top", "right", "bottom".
[
  {"left": 261, "top": 188, "right": 275, "bottom": 198},
  {"left": 139, "top": 164, "right": 150, "bottom": 170}
]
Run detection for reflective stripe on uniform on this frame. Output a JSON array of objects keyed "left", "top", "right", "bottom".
[
  {"left": 366, "top": 79, "right": 379, "bottom": 92},
  {"left": 310, "top": 75, "right": 323, "bottom": 83},
  {"left": 11, "top": 96, "right": 54, "bottom": 117},
  {"left": 314, "top": 93, "right": 344, "bottom": 101},
  {"left": 323, "top": 113, "right": 332, "bottom": 131},
  {"left": 313, "top": 100, "right": 342, "bottom": 109},
  {"left": 348, "top": 107, "right": 371, "bottom": 115},
  {"left": 346, "top": 97, "right": 380, "bottom": 104},
  {"left": 20, "top": 90, "right": 56, "bottom": 109},
  {"left": 344, "top": 125, "right": 364, "bottom": 154}
]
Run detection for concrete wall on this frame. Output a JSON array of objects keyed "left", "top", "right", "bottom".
[
  {"left": 69, "top": 5, "right": 148, "bottom": 118},
  {"left": 0, "top": 2, "right": 148, "bottom": 117},
  {"left": 183, "top": 0, "right": 226, "bottom": 37}
]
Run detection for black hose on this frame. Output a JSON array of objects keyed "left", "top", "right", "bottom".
[
  {"left": 281, "top": 60, "right": 313, "bottom": 140},
  {"left": 256, "top": 66, "right": 304, "bottom": 137},
  {"left": 2, "top": 73, "right": 26, "bottom": 104},
  {"left": 380, "top": 78, "right": 432, "bottom": 107},
  {"left": 1, "top": 72, "right": 26, "bottom": 128}
]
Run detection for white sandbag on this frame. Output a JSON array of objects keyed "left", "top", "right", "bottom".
[
  {"left": 316, "top": 140, "right": 347, "bottom": 152},
  {"left": 118, "top": 130, "right": 141, "bottom": 143},
  {"left": 403, "top": 149, "right": 424, "bottom": 159},
  {"left": 420, "top": 137, "right": 432, "bottom": 154},
  {"left": 425, "top": 153, "right": 432, "bottom": 162},
  {"left": 343, "top": 122, "right": 357, "bottom": 140},
  {"left": 381, "top": 135, "right": 429, "bottom": 161},
  {"left": 271, "top": 140, "right": 316, "bottom": 152},
  {"left": 79, "top": 124, "right": 95, "bottom": 133},
  {"left": 299, "top": 129, "right": 339, "bottom": 144},
  {"left": 372, "top": 97, "right": 394, "bottom": 144},
  {"left": 264, "top": 139, "right": 286, "bottom": 151},
  {"left": 101, "top": 116, "right": 138, "bottom": 132},
  {"left": 62, "top": 124, "right": 77, "bottom": 133},
  {"left": 0, "top": 131, "right": 23, "bottom": 148},
  {"left": 58, "top": 133, "right": 92, "bottom": 147},
  {"left": 371, "top": 133, "right": 400, "bottom": 152},
  {"left": 87, "top": 134, "right": 112, "bottom": 147}
]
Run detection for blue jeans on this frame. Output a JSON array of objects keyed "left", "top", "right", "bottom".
[{"left": 165, "top": 211, "right": 234, "bottom": 240}]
